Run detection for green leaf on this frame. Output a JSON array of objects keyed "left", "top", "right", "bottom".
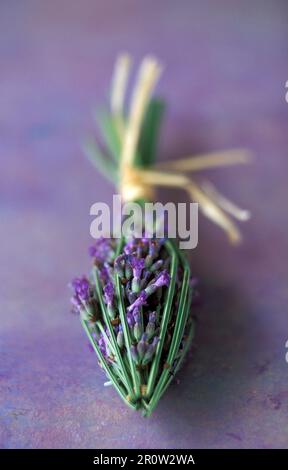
[
  {"left": 82, "top": 137, "right": 118, "bottom": 184},
  {"left": 137, "top": 98, "right": 165, "bottom": 168},
  {"left": 94, "top": 109, "right": 121, "bottom": 163}
]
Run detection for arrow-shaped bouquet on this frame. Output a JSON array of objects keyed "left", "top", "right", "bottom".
[{"left": 70, "top": 54, "right": 250, "bottom": 416}]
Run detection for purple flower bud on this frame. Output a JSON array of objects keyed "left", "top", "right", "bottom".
[
  {"left": 136, "top": 245, "right": 143, "bottom": 258},
  {"left": 103, "top": 282, "right": 115, "bottom": 319},
  {"left": 145, "top": 240, "right": 160, "bottom": 268},
  {"left": 97, "top": 264, "right": 109, "bottom": 284},
  {"left": 146, "top": 312, "right": 156, "bottom": 339},
  {"left": 150, "top": 259, "right": 163, "bottom": 273},
  {"left": 103, "top": 282, "right": 114, "bottom": 307},
  {"left": 132, "top": 278, "right": 141, "bottom": 293},
  {"left": 143, "top": 271, "right": 170, "bottom": 298},
  {"left": 142, "top": 337, "right": 159, "bottom": 365},
  {"left": 124, "top": 260, "right": 133, "bottom": 280},
  {"left": 154, "top": 270, "right": 170, "bottom": 288},
  {"left": 144, "top": 283, "right": 157, "bottom": 297},
  {"left": 127, "top": 312, "right": 135, "bottom": 329},
  {"left": 98, "top": 334, "right": 109, "bottom": 358},
  {"left": 131, "top": 257, "right": 145, "bottom": 274},
  {"left": 127, "top": 291, "right": 148, "bottom": 312},
  {"left": 137, "top": 334, "right": 147, "bottom": 359},
  {"left": 126, "top": 287, "right": 137, "bottom": 304},
  {"left": 124, "top": 238, "right": 137, "bottom": 255},
  {"left": 130, "top": 256, "right": 145, "bottom": 293},
  {"left": 89, "top": 237, "right": 114, "bottom": 263},
  {"left": 117, "top": 326, "right": 124, "bottom": 349},
  {"left": 134, "top": 321, "right": 143, "bottom": 342},
  {"left": 146, "top": 323, "right": 155, "bottom": 340},
  {"left": 71, "top": 276, "right": 90, "bottom": 302},
  {"left": 70, "top": 276, "right": 92, "bottom": 313},
  {"left": 149, "top": 311, "right": 156, "bottom": 322},
  {"left": 114, "top": 254, "right": 126, "bottom": 278},
  {"left": 133, "top": 307, "right": 141, "bottom": 323},
  {"left": 140, "top": 270, "right": 151, "bottom": 289},
  {"left": 149, "top": 240, "right": 159, "bottom": 258},
  {"left": 130, "top": 345, "right": 138, "bottom": 363}
]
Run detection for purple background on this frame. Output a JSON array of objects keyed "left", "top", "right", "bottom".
[{"left": 1, "top": 0, "right": 288, "bottom": 449}]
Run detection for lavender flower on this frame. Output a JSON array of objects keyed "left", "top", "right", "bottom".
[
  {"left": 126, "top": 286, "right": 137, "bottom": 304},
  {"left": 140, "top": 270, "right": 152, "bottom": 290},
  {"left": 114, "top": 254, "right": 126, "bottom": 278},
  {"left": 70, "top": 275, "right": 100, "bottom": 323},
  {"left": 137, "top": 333, "right": 148, "bottom": 359},
  {"left": 97, "top": 264, "right": 111, "bottom": 284},
  {"left": 127, "top": 291, "right": 148, "bottom": 312},
  {"left": 145, "top": 240, "right": 162, "bottom": 268},
  {"left": 103, "top": 282, "right": 114, "bottom": 307},
  {"left": 130, "top": 256, "right": 145, "bottom": 278},
  {"left": 154, "top": 270, "right": 170, "bottom": 287},
  {"left": 125, "top": 258, "right": 133, "bottom": 280},
  {"left": 123, "top": 240, "right": 134, "bottom": 254},
  {"left": 142, "top": 337, "right": 160, "bottom": 366},
  {"left": 71, "top": 276, "right": 90, "bottom": 303},
  {"left": 146, "top": 311, "right": 156, "bottom": 339},
  {"left": 130, "top": 345, "right": 138, "bottom": 363},
  {"left": 150, "top": 259, "right": 163, "bottom": 273},
  {"left": 144, "top": 270, "right": 170, "bottom": 296},
  {"left": 89, "top": 237, "right": 115, "bottom": 264},
  {"left": 127, "top": 311, "right": 135, "bottom": 329},
  {"left": 134, "top": 319, "right": 143, "bottom": 342},
  {"left": 129, "top": 256, "right": 145, "bottom": 293},
  {"left": 103, "top": 281, "right": 115, "bottom": 319},
  {"left": 117, "top": 325, "right": 124, "bottom": 349}
]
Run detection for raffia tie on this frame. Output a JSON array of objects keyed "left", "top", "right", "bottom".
[
  {"left": 120, "top": 165, "right": 156, "bottom": 202},
  {"left": 111, "top": 53, "right": 251, "bottom": 245}
]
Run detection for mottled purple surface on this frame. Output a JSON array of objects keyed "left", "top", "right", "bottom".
[{"left": 1, "top": 0, "right": 288, "bottom": 449}]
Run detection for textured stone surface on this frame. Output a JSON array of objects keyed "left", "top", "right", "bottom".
[{"left": 0, "top": 0, "right": 287, "bottom": 449}]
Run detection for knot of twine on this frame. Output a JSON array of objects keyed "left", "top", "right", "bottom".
[
  {"left": 110, "top": 53, "right": 252, "bottom": 244},
  {"left": 120, "top": 165, "right": 156, "bottom": 202}
]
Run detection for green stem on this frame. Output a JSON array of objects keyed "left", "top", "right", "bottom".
[
  {"left": 93, "top": 267, "right": 136, "bottom": 401},
  {"left": 146, "top": 269, "right": 191, "bottom": 414},
  {"left": 81, "top": 318, "right": 138, "bottom": 410},
  {"left": 146, "top": 242, "right": 192, "bottom": 414},
  {"left": 146, "top": 320, "right": 195, "bottom": 416},
  {"left": 115, "top": 275, "right": 141, "bottom": 399},
  {"left": 115, "top": 237, "right": 141, "bottom": 399},
  {"left": 95, "top": 321, "right": 129, "bottom": 387},
  {"left": 146, "top": 240, "right": 178, "bottom": 398}
]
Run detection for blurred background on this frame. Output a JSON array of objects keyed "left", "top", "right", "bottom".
[{"left": 0, "top": 0, "right": 288, "bottom": 448}]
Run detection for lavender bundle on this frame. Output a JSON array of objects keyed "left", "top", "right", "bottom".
[{"left": 70, "top": 54, "right": 250, "bottom": 415}]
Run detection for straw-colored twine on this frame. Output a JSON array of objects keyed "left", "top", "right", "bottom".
[{"left": 110, "top": 53, "right": 251, "bottom": 244}]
